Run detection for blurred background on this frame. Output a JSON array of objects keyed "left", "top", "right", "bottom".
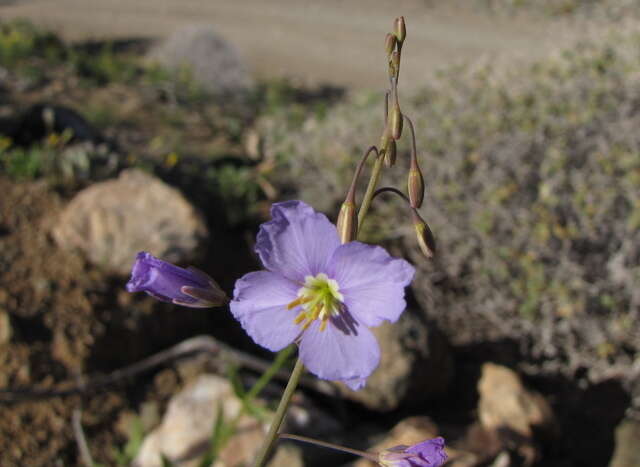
[{"left": 0, "top": 1, "right": 638, "bottom": 466}]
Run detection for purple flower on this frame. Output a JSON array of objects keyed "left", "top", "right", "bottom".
[
  {"left": 378, "top": 437, "right": 447, "bottom": 467},
  {"left": 230, "top": 201, "right": 415, "bottom": 389},
  {"left": 126, "top": 251, "right": 228, "bottom": 307}
]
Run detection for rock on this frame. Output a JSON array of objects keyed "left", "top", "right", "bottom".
[
  {"left": 134, "top": 374, "right": 263, "bottom": 467},
  {"left": 354, "top": 416, "right": 477, "bottom": 467},
  {"left": 609, "top": 419, "right": 640, "bottom": 467},
  {"left": 134, "top": 373, "right": 341, "bottom": 467},
  {"left": 52, "top": 169, "right": 207, "bottom": 274},
  {"left": 149, "top": 25, "right": 253, "bottom": 97},
  {"left": 339, "top": 309, "right": 452, "bottom": 411},
  {"left": 477, "top": 363, "right": 556, "bottom": 465}
]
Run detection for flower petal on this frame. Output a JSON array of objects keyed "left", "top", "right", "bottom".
[
  {"left": 298, "top": 313, "right": 380, "bottom": 386},
  {"left": 328, "top": 242, "right": 415, "bottom": 327},
  {"left": 255, "top": 201, "right": 340, "bottom": 281},
  {"left": 230, "top": 271, "right": 302, "bottom": 351}
]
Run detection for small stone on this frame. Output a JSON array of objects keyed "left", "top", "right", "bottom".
[
  {"left": 478, "top": 363, "right": 556, "bottom": 440},
  {"left": 134, "top": 374, "right": 260, "bottom": 467},
  {"left": 0, "top": 310, "right": 11, "bottom": 345},
  {"left": 339, "top": 309, "right": 452, "bottom": 411},
  {"left": 477, "top": 363, "right": 556, "bottom": 465},
  {"left": 52, "top": 169, "right": 208, "bottom": 275},
  {"left": 133, "top": 373, "right": 337, "bottom": 467},
  {"left": 609, "top": 419, "right": 640, "bottom": 467}
]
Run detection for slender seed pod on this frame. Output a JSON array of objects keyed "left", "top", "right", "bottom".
[
  {"left": 406, "top": 115, "right": 424, "bottom": 208},
  {"left": 411, "top": 209, "right": 436, "bottom": 259},
  {"left": 384, "top": 139, "right": 397, "bottom": 168},
  {"left": 385, "top": 33, "right": 397, "bottom": 58},
  {"left": 394, "top": 16, "right": 407, "bottom": 43}
]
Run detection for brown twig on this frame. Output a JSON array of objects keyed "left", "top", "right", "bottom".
[{"left": 0, "top": 335, "right": 335, "bottom": 403}]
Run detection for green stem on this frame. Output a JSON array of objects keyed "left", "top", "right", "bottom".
[
  {"left": 253, "top": 357, "right": 305, "bottom": 467},
  {"left": 357, "top": 154, "right": 384, "bottom": 231},
  {"left": 246, "top": 345, "right": 294, "bottom": 402},
  {"left": 278, "top": 433, "right": 379, "bottom": 461}
]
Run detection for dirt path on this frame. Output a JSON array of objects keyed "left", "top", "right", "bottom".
[{"left": 1, "top": 1, "right": 573, "bottom": 90}]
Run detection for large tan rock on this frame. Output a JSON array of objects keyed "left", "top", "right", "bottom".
[
  {"left": 52, "top": 169, "right": 208, "bottom": 274},
  {"left": 134, "top": 372, "right": 338, "bottom": 467},
  {"left": 134, "top": 374, "right": 263, "bottom": 467}
]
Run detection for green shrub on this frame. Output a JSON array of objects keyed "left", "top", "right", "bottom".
[{"left": 0, "top": 19, "right": 64, "bottom": 67}]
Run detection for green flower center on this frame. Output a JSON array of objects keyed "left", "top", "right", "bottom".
[{"left": 287, "top": 273, "right": 344, "bottom": 331}]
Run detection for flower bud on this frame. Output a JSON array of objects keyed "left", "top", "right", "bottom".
[
  {"left": 126, "top": 252, "right": 228, "bottom": 307},
  {"left": 394, "top": 17, "right": 407, "bottom": 43},
  {"left": 408, "top": 166, "right": 425, "bottom": 208},
  {"left": 378, "top": 437, "right": 447, "bottom": 467},
  {"left": 411, "top": 209, "right": 436, "bottom": 259},
  {"left": 384, "top": 139, "right": 397, "bottom": 168},
  {"left": 385, "top": 33, "right": 397, "bottom": 58},
  {"left": 390, "top": 105, "right": 403, "bottom": 140},
  {"left": 336, "top": 201, "right": 358, "bottom": 243}
]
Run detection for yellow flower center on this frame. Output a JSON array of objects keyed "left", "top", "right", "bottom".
[{"left": 287, "top": 273, "right": 344, "bottom": 332}]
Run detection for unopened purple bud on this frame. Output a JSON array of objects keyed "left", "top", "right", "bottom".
[
  {"left": 126, "top": 252, "right": 228, "bottom": 308},
  {"left": 378, "top": 437, "right": 447, "bottom": 467}
]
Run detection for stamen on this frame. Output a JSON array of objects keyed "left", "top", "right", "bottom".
[
  {"left": 294, "top": 311, "right": 307, "bottom": 325},
  {"left": 319, "top": 319, "right": 328, "bottom": 332},
  {"left": 287, "top": 296, "right": 312, "bottom": 310}
]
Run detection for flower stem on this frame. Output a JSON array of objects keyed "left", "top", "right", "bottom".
[
  {"left": 278, "top": 433, "right": 379, "bottom": 461},
  {"left": 357, "top": 154, "right": 384, "bottom": 231},
  {"left": 253, "top": 357, "right": 305, "bottom": 467}
]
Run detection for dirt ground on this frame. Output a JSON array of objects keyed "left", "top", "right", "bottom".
[{"left": 0, "top": 0, "right": 576, "bottom": 90}]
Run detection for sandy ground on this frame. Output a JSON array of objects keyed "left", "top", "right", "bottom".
[{"left": 0, "top": 0, "right": 574, "bottom": 90}]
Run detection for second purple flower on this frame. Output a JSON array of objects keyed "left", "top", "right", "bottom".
[{"left": 230, "top": 201, "right": 415, "bottom": 390}]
